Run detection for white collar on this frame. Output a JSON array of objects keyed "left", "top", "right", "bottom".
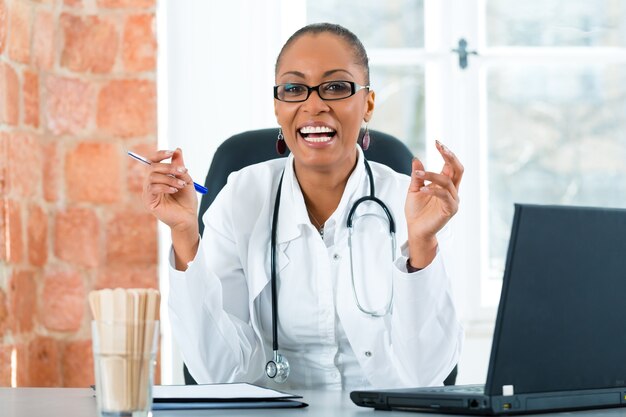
[{"left": 275, "top": 146, "right": 367, "bottom": 244}]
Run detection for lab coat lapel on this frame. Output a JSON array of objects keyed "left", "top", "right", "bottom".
[
  {"left": 275, "top": 157, "right": 308, "bottom": 245},
  {"left": 247, "top": 155, "right": 304, "bottom": 303},
  {"left": 247, "top": 157, "right": 304, "bottom": 366}
]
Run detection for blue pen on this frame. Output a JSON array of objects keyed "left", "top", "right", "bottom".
[{"left": 127, "top": 151, "right": 208, "bottom": 194}]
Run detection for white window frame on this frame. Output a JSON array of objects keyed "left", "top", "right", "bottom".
[{"left": 363, "top": 0, "right": 489, "bottom": 326}]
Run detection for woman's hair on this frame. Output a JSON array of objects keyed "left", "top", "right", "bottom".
[{"left": 275, "top": 23, "right": 370, "bottom": 84}]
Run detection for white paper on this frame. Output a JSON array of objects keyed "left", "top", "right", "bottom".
[{"left": 152, "top": 383, "right": 298, "bottom": 400}]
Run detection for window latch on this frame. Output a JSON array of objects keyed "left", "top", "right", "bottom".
[{"left": 451, "top": 38, "right": 478, "bottom": 70}]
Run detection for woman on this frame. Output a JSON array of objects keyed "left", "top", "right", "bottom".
[{"left": 142, "top": 23, "right": 463, "bottom": 390}]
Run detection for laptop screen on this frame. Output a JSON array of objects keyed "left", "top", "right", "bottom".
[{"left": 485, "top": 204, "right": 626, "bottom": 395}]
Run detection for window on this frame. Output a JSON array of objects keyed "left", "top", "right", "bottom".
[
  {"left": 307, "top": 0, "right": 427, "bottom": 154},
  {"left": 303, "top": 0, "right": 626, "bottom": 315},
  {"left": 481, "top": 0, "right": 626, "bottom": 304}
]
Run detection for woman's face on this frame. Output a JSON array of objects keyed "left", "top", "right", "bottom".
[{"left": 274, "top": 32, "right": 375, "bottom": 174}]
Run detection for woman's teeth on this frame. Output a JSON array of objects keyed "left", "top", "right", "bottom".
[
  {"left": 305, "top": 135, "right": 333, "bottom": 143},
  {"left": 300, "top": 126, "right": 334, "bottom": 134},
  {"left": 299, "top": 126, "right": 336, "bottom": 143}
]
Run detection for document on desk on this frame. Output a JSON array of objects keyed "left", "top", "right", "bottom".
[{"left": 151, "top": 383, "right": 308, "bottom": 409}]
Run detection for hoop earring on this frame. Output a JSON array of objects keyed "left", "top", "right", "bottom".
[
  {"left": 359, "top": 124, "right": 371, "bottom": 151},
  {"left": 276, "top": 128, "right": 287, "bottom": 155}
]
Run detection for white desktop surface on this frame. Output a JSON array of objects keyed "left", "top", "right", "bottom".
[{"left": 4, "top": 387, "right": 626, "bottom": 417}]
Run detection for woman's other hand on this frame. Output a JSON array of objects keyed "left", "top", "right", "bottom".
[{"left": 404, "top": 140, "right": 464, "bottom": 269}]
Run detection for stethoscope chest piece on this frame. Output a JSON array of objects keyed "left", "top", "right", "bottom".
[{"left": 265, "top": 351, "right": 290, "bottom": 384}]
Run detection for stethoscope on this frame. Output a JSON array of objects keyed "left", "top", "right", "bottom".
[{"left": 265, "top": 158, "right": 397, "bottom": 383}]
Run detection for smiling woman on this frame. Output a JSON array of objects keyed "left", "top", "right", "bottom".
[
  {"left": 145, "top": 22, "right": 464, "bottom": 390},
  {"left": 274, "top": 30, "right": 374, "bottom": 193}
]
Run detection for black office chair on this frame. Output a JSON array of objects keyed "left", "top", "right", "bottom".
[
  {"left": 184, "top": 128, "right": 457, "bottom": 385},
  {"left": 197, "top": 128, "right": 414, "bottom": 235}
]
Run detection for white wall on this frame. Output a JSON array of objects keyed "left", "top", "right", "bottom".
[
  {"left": 164, "top": 0, "right": 283, "bottom": 182},
  {"left": 158, "top": 0, "right": 289, "bottom": 384}
]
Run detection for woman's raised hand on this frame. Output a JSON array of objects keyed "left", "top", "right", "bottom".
[
  {"left": 141, "top": 148, "right": 199, "bottom": 233},
  {"left": 404, "top": 141, "right": 464, "bottom": 269}
]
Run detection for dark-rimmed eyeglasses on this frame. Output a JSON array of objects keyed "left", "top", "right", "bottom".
[{"left": 274, "top": 80, "right": 369, "bottom": 103}]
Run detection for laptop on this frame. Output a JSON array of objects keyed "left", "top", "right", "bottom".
[{"left": 351, "top": 204, "right": 626, "bottom": 414}]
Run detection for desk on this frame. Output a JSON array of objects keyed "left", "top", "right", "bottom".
[{"left": 4, "top": 388, "right": 626, "bottom": 417}]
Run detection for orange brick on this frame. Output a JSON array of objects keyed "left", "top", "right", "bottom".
[
  {"left": 60, "top": 13, "right": 118, "bottom": 74},
  {"left": 65, "top": 142, "right": 122, "bottom": 204},
  {"left": 27, "top": 203, "right": 48, "bottom": 267},
  {"left": 61, "top": 340, "right": 93, "bottom": 387},
  {"left": 0, "top": 61, "right": 19, "bottom": 126},
  {"left": 54, "top": 207, "right": 100, "bottom": 267},
  {"left": 40, "top": 269, "right": 84, "bottom": 332},
  {"left": 0, "top": 132, "right": 5, "bottom": 196},
  {"left": 42, "top": 141, "right": 59, "bottom": 202},
  {"left": 0, "top": 345, "right": 12, "bottom": 387},
  {"left": 0, "top": 135, "right": 5, "bottom": 259},
  {"left": 6, "top": 200, "right": 23, "bottom": 263},
  {"left": 7, "top": 131, "right": 41, "bottom": 198},
  {"left": 96, "top": 265, "right": 158, "bottom": 291},
  {"left": 0, "top": 0, "right": 7, "bottom": 54},
  {"left": 8, "top": 0, "right": 31, "bottom": 64},
  {"left": 15, "top": 342, "right": 29, "bottom": 386},
  {"left": 123, "top": 14, "right": 156, "bottom": 72},
  {"left": 9, "top": 269, "right": 36, "bottom": 334},
  {"left": 33, "top": 10, "right": 55, "bottom": 70},
  {"left": 0, "top": 206, "right": 4, "bottom": 262},
  {"left": 0, "top": 201, "right": 4, "bottom": 261},
  {"left": 44, "top": 75, "right": 94, "bottom": 135},
  {"left": 106, "top": 211, "right": 157, "bottom": 265},
  {"left": 27, "top": 336, "right": 61, "bottom": 387},
  {"left": 98, "top": 0, "right": 154, "bottom": 8},
  {"left": 97, "top": 79, "right": 156, "bottom": 138},
  {"left": 23, "top": 70, "right": 39, "bottom": 127},
  {"left": 0, "top": 289, "right": 8, "bottom": 339}
]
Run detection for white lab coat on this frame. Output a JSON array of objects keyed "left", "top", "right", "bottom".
[{"left": 168, "top": 147, "right": 463, "bottom": 389}]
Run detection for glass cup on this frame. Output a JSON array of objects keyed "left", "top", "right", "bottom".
[{"left": 92, "top": 321, "right": 159, "bottom": 417}]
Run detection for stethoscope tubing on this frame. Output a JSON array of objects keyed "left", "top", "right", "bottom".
[
  {"left": 270, "top": 171, "right": 285, "bottom": 352},
  {"left": 266, "top": 158, "right": 395, "bottom": 382},
  {"left": 348, "top": 224, "right": 396, "bottom": 317}
]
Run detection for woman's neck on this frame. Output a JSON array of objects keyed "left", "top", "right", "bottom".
[{"left": 294, "top": 152, "right": 359, "bottom": 226}]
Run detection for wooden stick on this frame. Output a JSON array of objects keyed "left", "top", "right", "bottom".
[{"left": 89, "top": 288, "right": 160, "bottom": 412}]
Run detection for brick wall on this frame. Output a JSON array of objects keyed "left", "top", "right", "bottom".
[{"left": 0, "top": 0, "right": 158, "bottom": 387}]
